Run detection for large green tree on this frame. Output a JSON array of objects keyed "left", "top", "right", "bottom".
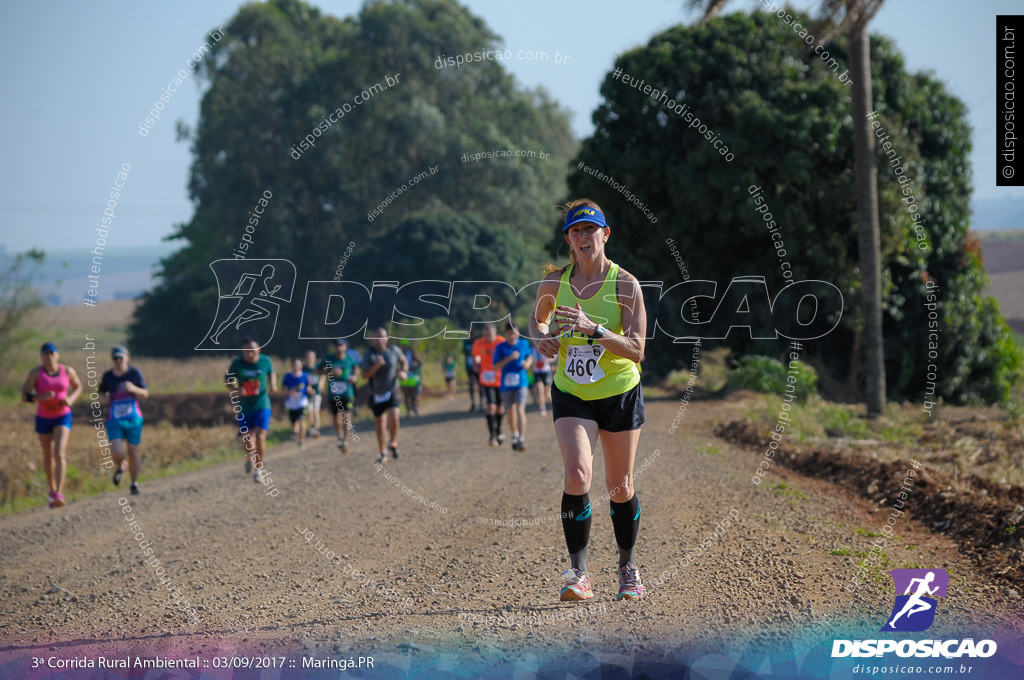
[
  {"left": 130, "top": 0, "right": 576, "bottom": 357},
  {"left": 563, "top": 10, "right": 1021, "bottom": 405}
]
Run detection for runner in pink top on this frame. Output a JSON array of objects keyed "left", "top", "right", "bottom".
[
  {"left": 35, "top": 364, "right": 71, "bottom": 418},
  {"left": 22, "top": 342, "right": 83, "bottom": 508}
]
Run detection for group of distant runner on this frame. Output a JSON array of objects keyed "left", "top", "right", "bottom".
[{"left": 24, "top": 198, "right": 649, "bottom": 601}]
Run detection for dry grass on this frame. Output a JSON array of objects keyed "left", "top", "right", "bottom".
[
  {"left": 0, "top": 414, "right": 252, "bottom": 514},
  {"left": 134, "top": 356, "right": 290, "bottom": 394}
]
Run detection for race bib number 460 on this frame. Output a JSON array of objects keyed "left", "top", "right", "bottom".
[{"left": 564, "top": 345, "right": 605, "bottom": 384}]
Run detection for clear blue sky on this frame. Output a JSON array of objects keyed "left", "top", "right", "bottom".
[{"left": 1, "top": 0, "right": 1020, "bottom": 253}]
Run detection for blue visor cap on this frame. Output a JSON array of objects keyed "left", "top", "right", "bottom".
[
  {"left": 563, "top": 206, "right": 609, "bottom": 231},
  {"left": 41, "top": 342, "right": 58, "bottom": 353}
]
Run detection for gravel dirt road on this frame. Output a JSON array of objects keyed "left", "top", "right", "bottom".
[{"left": 1, "top": 393, "right": 1021, "bottom": 672}]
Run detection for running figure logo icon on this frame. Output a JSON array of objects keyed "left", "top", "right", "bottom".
[
  {"left": 881, "top": 568, "right": 949, "bottom": 632},
  {"left": 196, "top": 259, "right": 296, "bottom": 350}
]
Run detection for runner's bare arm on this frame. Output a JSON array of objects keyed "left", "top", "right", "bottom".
[
  {"left": 610, "top": 270, "right": 646, "bottom": 363},
  {"left": 268, "top": 371, "right": 277, "bottom": 394},
  {"left": 21, "top": 367, "right": 39, "bottom": 402},
  {"left": 529, "top": 272, "right": 561, "bottom": 358},
  {"left": 124, "top": 378, "right": 149, "bottom": 400},
  {"left": 65, "top": 367, "right": 84, "bottom": 406},
  {"left": 362, "top": 360, "right": 381, "bottom": 380},
  {"left": 225, "top": 363, "right": 239, "bottom": 389}
]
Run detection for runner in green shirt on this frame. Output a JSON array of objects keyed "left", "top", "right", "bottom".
[
  {"left": 225, "top": 339, "right": 276, "bottom": 483},
  {"left": 317, "top": 338, "right": 360, "bottom": 452}
]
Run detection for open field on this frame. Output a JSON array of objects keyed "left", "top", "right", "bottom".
[{"left": 981, "top": 229, "right": 1024, "bottom": 336}]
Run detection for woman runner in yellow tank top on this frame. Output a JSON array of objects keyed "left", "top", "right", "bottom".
[{"left": 529, "top": 198, "right": 648, "bottom": 602}]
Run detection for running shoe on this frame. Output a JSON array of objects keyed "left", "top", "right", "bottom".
[
  {"left": 113, "top": 466, "right": 124, "bottom": 486},
  {"left": 298, "top": 439, "right": 304, "bottom": 449},
  {"left": 496, "top": 433, "right": 505, "bottom": 445},
  {"left": 389, "top": 443, "right": 400, "bottom": 459},
  {"left": 130, "top": 482, "right": 140, "bottom": 496},
  {"left": 53, "top": 492, "right": 65, "bottom": 508},
  {"left": 341, "top": 441, "right": 348, "bottom": 453},
  {"left": 337, "top": 438, "right": 345, "bottom": 449},
  {"left": 560, "top": 568, "right": 593, "bottom": 601},
  {"left": 517, "top": 440, "right": 526, "bottom": 451},
  {"left": 245, "top": 457, "right": 253, "bottom": 474},
  {"left": 375, "top": 451, "right": 385, "bottom": 464},
  {"left": 253, "top": 469, "right": 261, "bottom": 483},
  {"left": 617, "top": 562, "right": 645, "bottom": 601},
  {"left": 488, "top": 437, "right": 498, "bottom": 447},
  {"left": 469, "top": 404, "right": 476, "bottom": 412},
  {"left": 48, "top": 491, "right": 57, "bottom": 509},
  {"left": 310, "top": 428, "right": 320, "bottom": 438}
]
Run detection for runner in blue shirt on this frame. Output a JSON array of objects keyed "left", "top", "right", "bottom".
[
  {"left": 492, "top": 322, "right": 533, "bottom": 451},
  {"left": 99, "top": 346, "right": 149, "bottom": 495},
  {"left": 282, "top": 358, "right": 312, "bottom": 448}
]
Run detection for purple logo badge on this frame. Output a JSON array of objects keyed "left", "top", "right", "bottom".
[{"left": 881, "top": 568, "right": 949, "bottom": 632}]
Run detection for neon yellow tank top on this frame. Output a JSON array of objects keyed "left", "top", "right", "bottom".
[{"left": 553, "top": 261, "right": 640, "bottom": 400}]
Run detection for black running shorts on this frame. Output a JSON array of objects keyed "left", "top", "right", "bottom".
[
  {"left": 482, "top": 386, "right": 502, "bottom": 407},
  {"left": 368, "top": 392, "right": 401, "bottom": 417},
  {"left": 551, "top": 382, "right": 645, "bottom": 432}
]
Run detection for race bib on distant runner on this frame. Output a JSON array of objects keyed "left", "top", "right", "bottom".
[
  {"left": 502, "top": 373, "right": 521, "bottom": 388},
  {"left": 329, "top": 379, "right": 347, "bottom": 395},
  {"left": 241, "top": 379, "right": 262, "bottom": 397},
  {"left": 373, "top": 391, "right": 392, "bottom": 404},
  {"left": 481, "top": 370, "right": 496, "bottom": 384},
  {"left": 564, "top": 345, "right": 606, "bottom": 384},
  {"left": 112, "top": 401, "right": 135, "bottom": 419}
]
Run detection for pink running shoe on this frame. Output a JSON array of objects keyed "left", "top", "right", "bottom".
[
  {"left": 559, "top": 568, "right": 593, "bottom": 601},
  {"left": 617, "top": 562, "right": 645, "bottom": 600}
]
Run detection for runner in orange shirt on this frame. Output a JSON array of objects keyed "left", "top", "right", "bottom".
[{"left": 472, "top": 323, "right": 506, "bottom": 447}]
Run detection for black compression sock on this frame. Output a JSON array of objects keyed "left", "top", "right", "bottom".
[
  {"left": 561, "top": 492, "right": 592, "bottom": 572},
  {"left": 610, "top": 494, "right": 641, "bottom": 568},
  {"left": 485, "top": 413, "right": 495, "bottom": 437},
  {"left": 495, "top": 412, "right": 503, "bottom": 434}
]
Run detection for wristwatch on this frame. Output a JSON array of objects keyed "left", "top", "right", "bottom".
[{"left": 588, "top": 325, "right": 607, "bottom": 345}]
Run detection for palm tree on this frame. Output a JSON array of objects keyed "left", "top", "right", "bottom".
[
  {"left": 813, "top": 0, "right": 887, "bottom": 417},
  {"left": 687, "top": 0, "right": 887, "bottom": 415}
]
